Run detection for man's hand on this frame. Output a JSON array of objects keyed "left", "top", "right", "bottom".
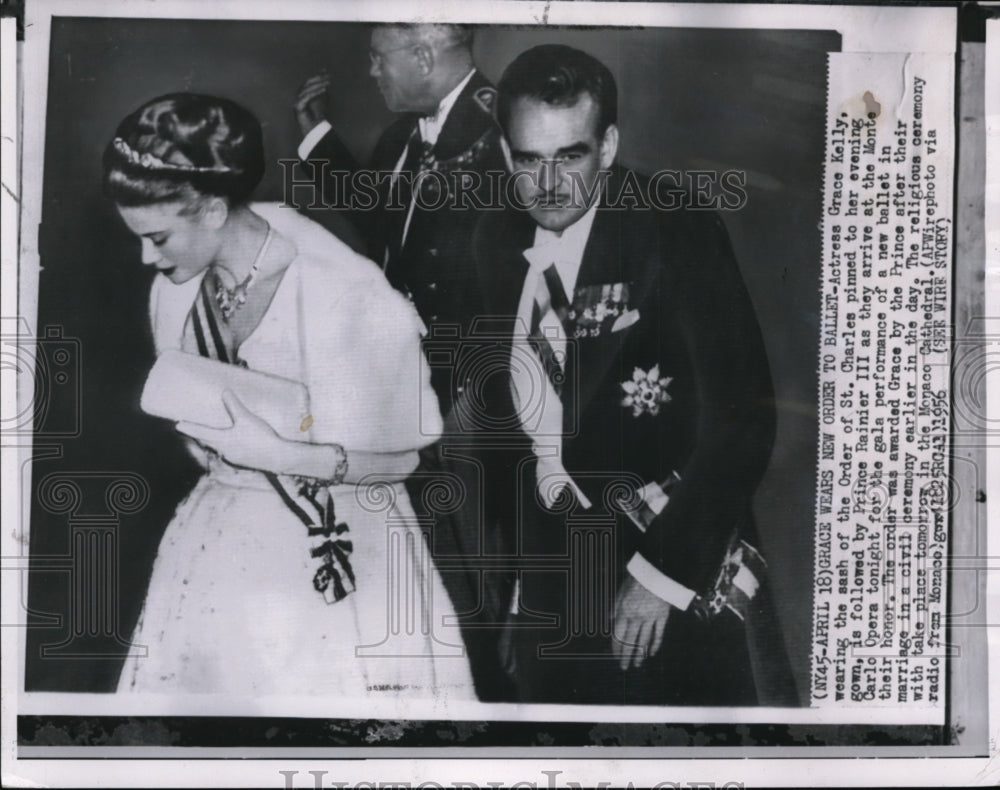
[
  {"left": 611, "top": 574, "right": 672, "bottom": 670},
  {"left": 294, "top": 72, "right": 332, "bottom": 138}
]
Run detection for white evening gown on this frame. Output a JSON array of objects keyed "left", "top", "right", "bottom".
[{"left": 117, "top": 203, "right": 474, "bottom": 701}]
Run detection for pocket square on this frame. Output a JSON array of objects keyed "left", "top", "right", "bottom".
[{"left": 611, "top": 308, "right": 641, "bottom": 332}]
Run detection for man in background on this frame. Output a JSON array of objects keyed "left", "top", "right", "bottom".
[{"left": 295, "top": 23, "right": 504, "bottom": 380}]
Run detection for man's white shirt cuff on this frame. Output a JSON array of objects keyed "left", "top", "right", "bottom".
[
  {"left": 626, "top": 552, "right": 697, "bottom": 610},
  {"left": 298, "top": 120, "right": 332, "bottom": 161}
]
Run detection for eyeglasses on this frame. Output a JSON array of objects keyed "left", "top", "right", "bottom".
[{"left": 368, "top": 43, "right": 416, "bottom": 68}]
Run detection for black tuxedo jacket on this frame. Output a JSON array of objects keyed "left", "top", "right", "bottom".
[
  {"left": 473, "top": 170, "right": 776, "bottom": 597},
  {"left": 302, "top": 70, "right": 506, "bottom": 414}
]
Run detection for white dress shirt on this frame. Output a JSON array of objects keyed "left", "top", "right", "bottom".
[
  {"left": 511, "top": 202, "right": 696, "bottom": 613},
  {"left": 512, "top": 203, "right": 599, "bottom": 514},
  {"left": 416, "top": 68, "right": 476, "bottom": 148}
]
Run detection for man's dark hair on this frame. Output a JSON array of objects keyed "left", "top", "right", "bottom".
[{"left": 496, "top": 44, "right": 618, "bottom": 138}]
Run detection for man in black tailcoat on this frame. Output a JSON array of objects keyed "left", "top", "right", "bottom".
[{"left": 475, "top": 44, "right": 782, "bottom": 704}]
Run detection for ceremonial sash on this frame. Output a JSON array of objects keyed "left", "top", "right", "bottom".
[{"left": 184, "top": 273, "right": 356, "bottom": 604}]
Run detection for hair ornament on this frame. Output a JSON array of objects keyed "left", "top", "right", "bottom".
[{"left": 112, "top": 137, "right": 234, "bottom": 173}]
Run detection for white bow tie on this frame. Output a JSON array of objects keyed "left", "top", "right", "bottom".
[{"left": 522, "top": 243, "right": 578, "bottom": 272}]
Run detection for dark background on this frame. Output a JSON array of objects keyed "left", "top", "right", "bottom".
[{"left": 25, "top": 18, "right": 839, "bottom": 704}]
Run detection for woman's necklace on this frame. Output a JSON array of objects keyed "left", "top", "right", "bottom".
[{"left": 213, "top": 225, "right": 274, "bottom": 323}]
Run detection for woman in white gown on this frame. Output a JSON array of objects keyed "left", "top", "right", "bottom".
[{"left": 106, "top": 93, "right": 473, "bottom": 700}]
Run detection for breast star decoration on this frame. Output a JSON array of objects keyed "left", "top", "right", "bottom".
[{"left": 620, "top": 364, "right": 673, "bottom": 417}]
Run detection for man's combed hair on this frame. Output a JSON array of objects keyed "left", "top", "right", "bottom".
[
  {"left": 496, "top": 44, "right": 618, "bottom": 137},
  {"left": 103, "top": 93, "right": 265, "bottom": 208},
  {"left": 376, "top": 23, "right": 474, "bottom": 52}
]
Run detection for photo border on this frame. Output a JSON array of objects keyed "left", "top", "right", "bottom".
[{"left": 3, "top": 0, "right": 996, "bottom": 786}]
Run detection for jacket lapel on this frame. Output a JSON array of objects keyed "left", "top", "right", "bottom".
[
  {"left": 565, "top": 178, "right": 660, "bottom": 422},
  {"left": 562, "top": 206, "right": 618, "bottom": 424},
  {"left": 372, "top": 116, "right": 419, "bottom": 172},
  {"left": 433, "top": 71, "right": 497, "bottom": 162}
]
